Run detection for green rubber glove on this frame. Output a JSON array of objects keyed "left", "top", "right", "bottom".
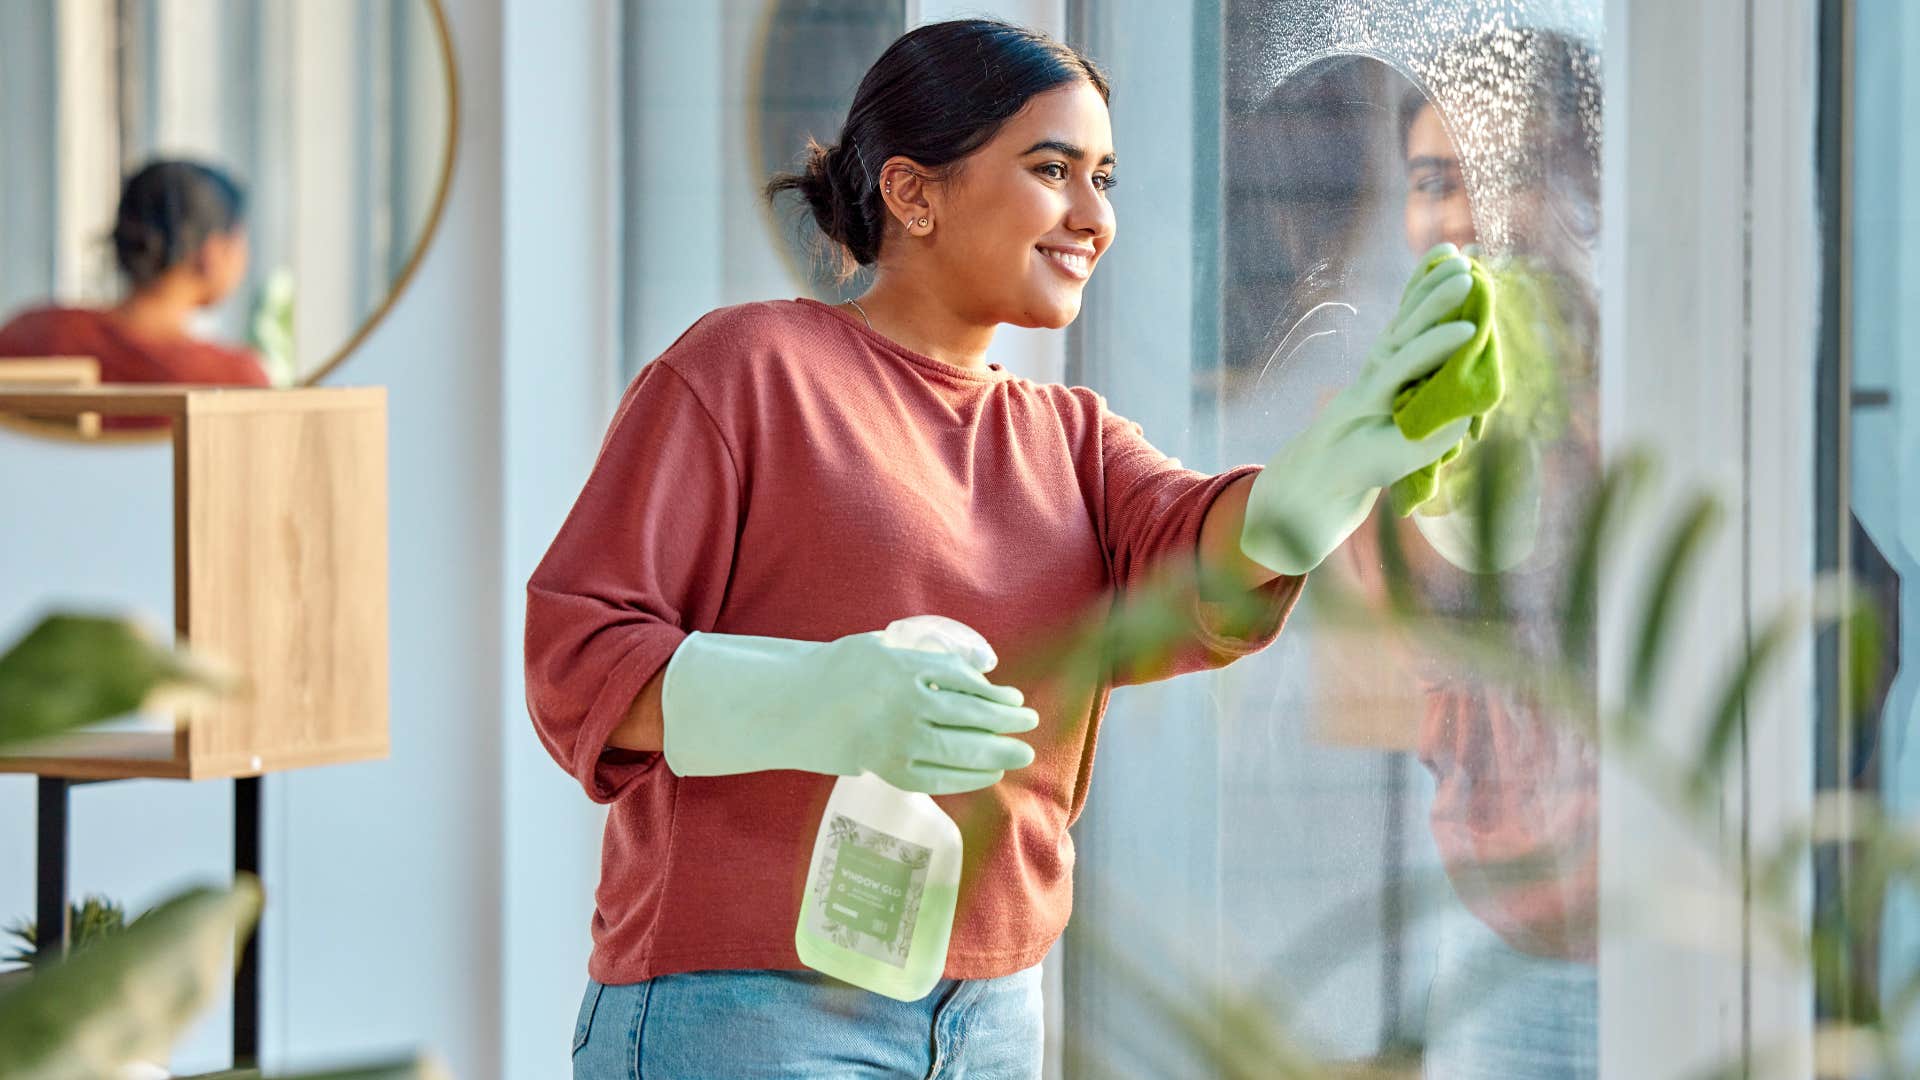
[
  {"left": 1239, "top": 244, "right": 1481, "bottom": 576},
  {"left": 659, "top": 615, "right": 1040, "bottom": 796}
]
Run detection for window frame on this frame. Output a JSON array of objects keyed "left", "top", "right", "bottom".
[{"left": 1597, "top": 1, "right": 1820, "bottom": 1075}]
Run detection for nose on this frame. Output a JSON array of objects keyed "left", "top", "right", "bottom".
[{"left": 1066, "top": 176, "right": 1115, "bottom": 246}]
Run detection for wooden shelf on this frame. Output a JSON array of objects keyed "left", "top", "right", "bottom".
[
  {"left": 0, "top": 356, "right": 103, "bottom": 435},
  {"left": 0, "top": 386, "right": 390, "bottom": 780}
]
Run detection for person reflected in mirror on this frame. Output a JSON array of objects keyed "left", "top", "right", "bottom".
[
  {"left": 1326, "top": 28, "right": 1602, "bottom": 1080},
  {"left": 0, "top": 160, "right": 269, "bottom": 430}
]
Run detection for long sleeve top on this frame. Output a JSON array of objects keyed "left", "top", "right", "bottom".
[
  {"left": 525, "top": 297, "right": 1304, "bottom": 984},
  {"left": 0, "top": 305, "right": 269, "bottom": 430}
]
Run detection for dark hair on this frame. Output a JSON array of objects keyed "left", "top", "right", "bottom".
[
  {"left": 764, "top": 19, "right": 1109, "bottom": 282},
  {"left": 110, "top": 159, "right": 247, "bottom": 288}
]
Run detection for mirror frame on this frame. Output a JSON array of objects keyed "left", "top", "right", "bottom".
[
  {"left": 746, "top": 0, "right": 907, "bottom": 300},
  {"left": 0, "top": 0, "right": 461, "bottom": 446}
]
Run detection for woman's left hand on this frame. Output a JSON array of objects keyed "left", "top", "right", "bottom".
[{"left": 1239, "top": 245, "right": 1479, "bottom": 576}]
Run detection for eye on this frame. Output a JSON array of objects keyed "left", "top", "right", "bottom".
[{"left": 1037, "top": 163, "right": 1118, "bottom": 192}]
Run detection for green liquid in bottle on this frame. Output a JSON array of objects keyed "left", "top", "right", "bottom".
[
  {"left": 796, "top": 614, "right": 990, "bottom": 1001},
  {"left": 795, "top": 777, "right": 963, "bottom": 1002}
]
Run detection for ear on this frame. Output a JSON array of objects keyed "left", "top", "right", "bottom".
[
  {"left": 877, "top": 156, "right": 941, "bottom": 235},
  {"left": 189, "top": 235, "right": 223, "bottom": 280}
]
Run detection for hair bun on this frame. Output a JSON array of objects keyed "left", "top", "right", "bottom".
[
  {"left": 110, "top": 219, "right": 169, "bottom": 282},
  {"left": 823, "top": 142, "right": 863, "bottom": 201},
  {"left": 765, "top": 137, "right": 878, "bottom": 278},
  {"left": 109, "top": 159, "right": 247, "bottom": 287},
  {"left": 825, "top": 143, "right": 878, "bottom": 262}
]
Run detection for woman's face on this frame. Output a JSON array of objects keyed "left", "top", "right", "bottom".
[
  {"left": 915, "top": 80, "right": 1117, "bottom": 330},
  {"left": 1404, "top": 101, "right": 1476, "bottom": 255},
  {"left": 196, "top": 227, "right": 250, "bottom": 306}
]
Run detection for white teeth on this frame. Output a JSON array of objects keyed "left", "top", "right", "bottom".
[{"left": 1039, "top": 248, "right": 1091, "bottom": 276}]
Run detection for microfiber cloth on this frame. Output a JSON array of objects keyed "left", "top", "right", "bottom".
[
  {"left": 1388, "top": 251, "right": 1504, "bottom": 516},
  {"left": 1414, "top": 262, "right": 1577, "bottom": 519}
]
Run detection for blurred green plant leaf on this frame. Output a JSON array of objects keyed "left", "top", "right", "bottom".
[
  {"left": 0, "top": 614, "right": 452, "bottom": 1077},
  {"left": 0, "top": 613, "right": 232, "bottom": 750},
  {"left": 1622, "top": 493, "right": 1723, "bottom": 734},
  {"left": 1559, "top": 447, "right": 1654, "bottom": 663},
  {"left": 0, "top": 877, "right": 262, "bottom": 1079},
  {"left": 1052, "top": 440, "right": 1904, "bottom": 1075}
]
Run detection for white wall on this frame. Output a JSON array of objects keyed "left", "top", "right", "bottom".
[
  {"left": 498, "top": 0, "right": 621, "bottom": 1076},
  {"left": 271, "top": 0, "right": 508, "bottom": 1071}
]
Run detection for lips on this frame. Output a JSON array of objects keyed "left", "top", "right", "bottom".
[{"left": 1036, "top": 245, "right": 1094, "bottom": 280}]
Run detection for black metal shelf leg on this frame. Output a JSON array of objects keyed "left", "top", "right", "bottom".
[
  {"left": 32, "top": 774, "right": 265, "bottom": 1067},
  {"left": 35, "top": 778, "right": 70, "bottom": 963},
  {"left": 234, "top": 775, "right": 262, "bottom": 1067}
]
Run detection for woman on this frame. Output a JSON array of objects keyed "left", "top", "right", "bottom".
[
  {"left": 0, "top": 159, "right": 268, "bottom": 430},
  {"left": 527, "top": 19, "right": 1479, "bottom": 1078}
]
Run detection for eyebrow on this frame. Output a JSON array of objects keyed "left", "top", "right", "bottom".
[
  {"left": 1405, "top": 154, "right": 1458, "bottom": 173},
  {"left": 1021, "top": 140, "right": 1117, "bottom": 167}
]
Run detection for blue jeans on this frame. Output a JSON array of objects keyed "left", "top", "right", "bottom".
[
  {"left": 1423, "top": 907, "right": 1597, "bottom": 1080},
  {"left": 571, "top": 965, "right": 1045, "bottom": 1079}
]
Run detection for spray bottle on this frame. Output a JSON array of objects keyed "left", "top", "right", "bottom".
[{"left": 794, "top": 614, "right": 989, "bottom": 1001}]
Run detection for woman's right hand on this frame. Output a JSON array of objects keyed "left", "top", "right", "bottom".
[
  {"left": 659, "top": 621, "right": 1039, "bottom": 795},
  {"left": 806, "top": 627, "right": 1039, "bottom": 793}
]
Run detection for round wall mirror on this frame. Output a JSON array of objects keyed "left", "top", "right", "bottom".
[
  {"left": 0, "top": 0, "right": 459, "bottom": 441},
  {"left": 752, "top": 0, "right": 906, "bottom": 301}
]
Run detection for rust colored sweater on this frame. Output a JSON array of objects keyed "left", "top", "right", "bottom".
[
  {"left": 0, "top": 305, "right": 269, "bottom": 430},
  {"left": 525, "top": 298, "right": 1304, "bottom": 984}
]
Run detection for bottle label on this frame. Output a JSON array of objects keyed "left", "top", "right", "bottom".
[{"left": 807, "top": 813, "right": 930, "bottom": 968}]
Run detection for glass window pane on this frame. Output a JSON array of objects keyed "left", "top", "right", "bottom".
[
  {"left": 1824, "top": 0, "right": 1916, "bottom": 1061},
  {"left": 1065, "top": 3, "right": 1602, "bottom": 1075}
]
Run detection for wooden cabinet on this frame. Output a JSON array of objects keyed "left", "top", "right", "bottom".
[{"left": 0, "top": 386, "right": 389, "bottom": 780}]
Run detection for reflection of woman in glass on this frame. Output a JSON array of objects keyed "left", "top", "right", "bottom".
[
  {"left": 0, "top": 160, "right": 268, "bottom": 418},
  {"left": 527, "top": 17, "right": 1479, "bottom": 1077},
  {"left": 1337, "top": 29, "right": 1602, "bottom": 1080}
]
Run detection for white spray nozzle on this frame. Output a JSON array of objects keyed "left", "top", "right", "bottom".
[{"left": 882, "top": 614, "right": 999, "bottom": 674}]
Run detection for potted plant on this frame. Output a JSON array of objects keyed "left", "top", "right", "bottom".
[{"left": 0, "top": 613, "right": 445, "bottom": 1079}]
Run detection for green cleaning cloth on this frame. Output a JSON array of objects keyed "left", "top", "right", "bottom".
[
  {"left": 1387, "top": 251, "right": 1503, "bottom": 516},
  {"left": 1411, "top": 262, "right": 1577, "bottom": 519}
]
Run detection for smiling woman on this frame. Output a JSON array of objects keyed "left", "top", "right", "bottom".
[
  {"left": 531, "top": 16, "right": 1331, "bottom": 1079},
  {"left": 763, "top": 19, "right": 1118, "bottom": 368}
]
